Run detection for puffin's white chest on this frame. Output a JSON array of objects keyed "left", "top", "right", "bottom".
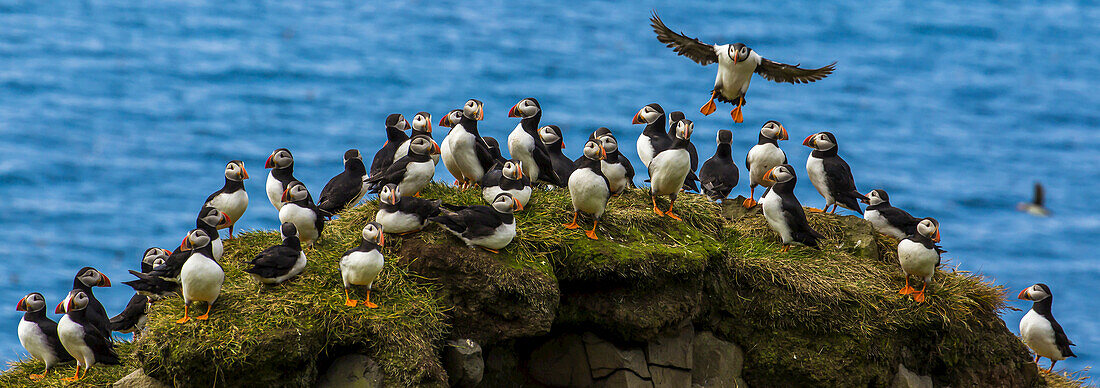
[
  {"left": 508, "top": 125, "right": 540, "bottom": 179},
  {"left": 1020, "top": 309, "right": 1066, "bottom": 360},
  {"left": 376, "top": 208, "right": 426, "bottom": 234},
  {"left": 637, "top": 136, "right": 656, "bottom": 168},
  {"left": 568, "top": 168, "right": 610, "bottom": 217},
  {"left": 760, "top": 190, "right": 792, "bottom": 243},
  {"left": 601, "top": 161, "right": 629, "bottom": 194},
  {"left": 341, "top": 250, "right": 384, "bottom": 288},
  {"left": 897, "top": 239, "right": 938, "bottom": 280},
  {"left": 211, "top": 237, "right": 223, "bottom": 261},
  {"left": 747, "top": 144, "right": 785, "bottom": 186},
  {"left": 649, "top": 149, "right": 690, "bottom": 196},
  {"left": 180, "top": 255, "right": 225, "bottom": 304},
  {"left": 442, "top": 126, "right": 484, "bottom": 181},
  {"left": 279, "top": 204, "right": 320, "bottom": 245},
  {"left": 398, "top": 160, "right": 435, "bottom": 195},
  {"left": 456, "top": 221, "right": 515, "bottom": 250},
  {"left": 716, "top": 51, "right": 759, "bottom": 98},
  {"left": 266, "top": 172, "right": 285, "bottom": 210},
  {"left": 207, "top": 189, "right": 248, "bottom": 226},
  {"left": 805, "top": 156, "right": 831, "bottom": 203},
  {"left": 18, "top": 319, "right": 58, "bottom": 366},
  {"left": 57, "top": 316, "right": 94, "bottom": 367},
  {"left": 864, "top": 209, "right": 906, "bottom": 239}
]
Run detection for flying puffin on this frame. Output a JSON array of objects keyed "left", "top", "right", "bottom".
[
  {"left": 897, "top": 217, "right": 944, "bottom": 303},
  {"left": 369, "top": 114, "right": 411, "bottom": 178},
  {"left": 195, "top": 206, "right": 229, "bottom": 260},
  {"left": 439, "top": 100, "right": 495, "bottom": 187},
  {"left": 1018, "top": 283, "right": 1077, "bottom": 372},
  {"left": 175, "top": 228, "right": 224, "bottom": 323},
  {"left": 759, "top": 165, "right": 824, "bottom": 252},
  {"left": 430, "top": 192, "right": 520, "bottom": 253},
  {"left": 699, "top": 129, "right": 739, "bottom": 201},
  {"left": 265, "top": 148, "right": 297, "bottom": 210},
  {"left": 564, "top": 139, "right": 611, "bottom": 240},
  {"left": 17, "top": 292, "right": 73, "bottom": 380},
  {"left": 279, "top": 181, "right": 325, "bottom": 247},
  {"left": 203, "top": 160, "right": 248, "bottom": 237},
  {"left": 56, "top": 290, "right": 119, "bottom": 382},
  {"left": 366, "top": 135, "right": 440, "bottom": 197},
  {"left": 70, "top": 267, "right": 112, "bottom": 339},
  {"left": 650, "top": 12, "right": 836, "bottom": 123},
  {"left": 245, "top": 222, "right": 307, "bottom": 284},
  {"left": 803, "top": 131, "right": 867, "bottom": 214},
  {"left": 507, "top": 97, "right": 564, "bottom": 186},
  {"left": 633, "top": 103, "right": 671, "bottom": 168},
  {"left": 318, "top": 149, "right": 368, "bottom": 217},
  {"left": 743, "top": 121, "right": 788, "bottom": 208},
  {"left": 1017, "top": 182, "right": 1052, "bottom": 217},
  {"left": 340, "top": 222, "right": 385, "bottom": 308},
  {"left": 375, "top": 184, "right": 443, "bottom": 234},
  {"left": 409, "top": 112, "right": 441, "bottom": 164},
  {"left": 481, "top": 160, "right": 532, "bottom": 210},
  {"left": 538, "top": 125, "right": 576, "bottom": 185},
  {"left": 862, "top": 189, "right": 920, "bottom": 239},
  {"left": 648, "top": 117, "right": 694, "bottom": 220},
  {"left": 109, "top": 293, "right": 150, "bottom": 340}
]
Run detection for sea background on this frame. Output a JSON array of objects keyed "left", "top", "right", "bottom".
[{"left": 0, "top": 0, "right": 1096, "bottom": 376}]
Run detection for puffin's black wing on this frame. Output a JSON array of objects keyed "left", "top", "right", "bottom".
[
  {"left": 369, "top": 144, "right": 397, "bottom": 177},
  {"left": 880, "top": 207, "right": 920, "bottom": 236},
  {"left": 618, "top": 153, "right": 636, "bottom": 187},
  {"left": 455, "top": 206, "right": 505, "bottom": 238},
  {"left": 1049, "top": 317, "right": 1077, "bottom": 358},
  {"left": 480, "top": 167, "right": 504, "bottom": 187},
  {"left": 474, "top": 137, "right": 497, "bottom": 172},
  {"left": 1033, "top": 183, "right": 1045, "bottom": 206},
  {"left": 110, "top": 294, "right": 148, "bottom": 332},
  {"left": 699, "top": 159, "right": 738, "bottom": 199},
  {"left": 755, "top": 58, "right": 836, "bottom": 84},
  {"left": 28, "top": 315, "right": 73, "bottom": 361},
  {"left": 123, "top": 270, "right": 179, "bottom": 296},
  {"left": 401, "top": 198, "right": 443, "bottom": 221},
  {"left": 783, "top": 201, "right": 824, "bottom": 247},
  {"left": 822, "top": 156, "right": 866, "bottom": 213},
  {"left": 650, "top": 12, "right": 718, "bottom": 66},
  {"left": 318, "top": 171, "right": 362, "bottom": 214},
  {"left": 366, "top": 158, "right": 412, "bottom": 192},
  {"left": 82, "top": 323, "right": 120, "bottom": 365},
  {"left": 150, "top": 248, "right": 191, "bottom": 280},
  {"left": 245, "top": 245, "right": 301, "bottom": 278},
  {"left": 532, "top": 146, "right": 565, "bottom": 186}
]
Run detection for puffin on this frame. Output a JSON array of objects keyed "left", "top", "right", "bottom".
[
  {"left": 409, "top": 112, "right": 441, "bottom": 164},
  {"left": 140, "top": 247, "right": 171, "bottom": 274},
  {"left": 430, "top": 192, "right": 520, "bottom": 253},
  {"left": 650, "top": 12, "right": 836, "bottom": 123},
  {"left": 743, "top": 121, "right": 788, "bottom": 208},
  {"left": 897, "top": 217, "right": 944, "bottom": 303},
  {"left": 175, "top": 228, "right": 224, "bottom": 323},
  {"left": 366, "top": 135, "right": 440, "bottom": 197},
  {"left": 507, "top": 97, "right": 564, "bottom": 186},
  {"left": 17, "top": 292, "right": 73, "bottom": 380},
  {"left": 439, "top": 100, "right": 495, "bottom": 187},
  {"left": 203, "top": 160, "right": 248, "bottom": 237},
  {"left": 340, "top": 222, "right": 386, "bottom": 308},
  {"left": 648, "top": 116, "right": 694, "bottom": 220},
  {"left": 318, "top": 149, "right": 368, "bottom": 217},
  {"left": 668, "top": 117, "right": 701, "bottom": 192},
  {"left": 279, "top": 181, "right": 325, "bottom": 247},
  {"left": 595, "top": 134, "right": 634, "bottom": 196},
  {"left": 70, "top": 267, "right": 112, "bottom": 339},
  {"left": 482, "top": 136, "right": 510, "bottom": 170},
  {"left": 699, "top": 129, "right": 739, "bottom": 201},
  {"left": 369, "top": 113, "right": 411, "bottom": 178},
  {"left": 564, "top": 139, "right": 610, "bottom": 240},
  {"left": 245, "top": 222, "right": 307, "bottom": 284},
  {"left": 265, "top": 148, "right": 297, "bottom": 210},
  {"left": 539, "top": 125, "right": 576, "bottom": 185},
  {"left": 56, "top": 290, "right": 119, "bottom": 382},
  {"left": 481, "top": 160, "right": 532, "bottom": 210},
  {"left": 862, "top": 189, "right": 920, "bottom": 239},
  {"left": 633, "top": 103, "right": 671, "bottom": 168},
  {"left": 1017, "top": 182, "right": 1052, "bottom": 217},
  {"left": 195, "top": 206, "right": 229, "bottom": 260},
  {"left": 1018, "top": 283, "right": 1077, "bottom": 372},
  {"left": 122, "top": 268, "right": 179, "bottom": 301},
  {"left": 112, "top": 247, "right": 174, "bottom": 337},
  {"left": 109, "top": 294, "right": 150, "bottom": 340},
  {"left": 375, "top": 184, "right": 443, "bottom": 234},
  {"left": 759, "top": 165, "right": 824, "bottom": 252},
  {"left": 803, "top": 131, "right": 867, "bottom": 214},
  {"left": 146, "top": 240, "right": 195, "bottom": 283}
]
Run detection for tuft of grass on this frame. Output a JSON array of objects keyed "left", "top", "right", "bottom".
[
  {"left": 0, "top": 342, "right": 139, "bottom": 387},
  {"left": 1043, "top": 368, "right": 1092, "bottom": 388}
]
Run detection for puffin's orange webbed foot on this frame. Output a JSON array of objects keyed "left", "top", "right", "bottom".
[
  {"left": 807, "top": 207, "right": 825, "bottom": 213},
  {"left": 898, "top": 286, "right": 915, "bottom": 295},
  {"left": 700, "top": 97, "right": 717, "bottom": 116},
  {"left": 666, "top": 211, "right": 682, "bottom": 221},
  {"left": 28, "top": 373, "right": 44, "bottom": 380},
  {"left": 363, "top": 291, "right": 379, "bottom": 309},
  {"left": 742, "top": 198, "right": 757, "bottom": 208},
  {"left": 911, "top": 291, "right": 926, "bottom": 303}
]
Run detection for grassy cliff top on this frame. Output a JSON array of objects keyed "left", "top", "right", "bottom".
[{"left": 0, "top": 182, "right": 1088, "bottom": 387}]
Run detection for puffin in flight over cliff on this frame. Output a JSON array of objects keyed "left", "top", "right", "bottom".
[
  {"left": 1018, "top": 283, "right": 1076, "bottom": 372},
  {"left": 1017, "top": 182, "right": 1051, "bottom": 217},
  {"left": 650, "top": 12, "right": 836, "bottom": 123}
]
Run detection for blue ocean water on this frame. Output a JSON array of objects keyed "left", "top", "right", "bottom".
[{"left": 0, "top": 0, "right": 1096, "bottom": 376}]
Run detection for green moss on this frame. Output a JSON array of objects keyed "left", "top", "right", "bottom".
[{"left": 0, "top": 342, "right": 139, "bottom": 387}]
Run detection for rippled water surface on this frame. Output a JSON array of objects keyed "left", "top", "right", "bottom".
[{"left": 0, "top": 0, "right": 1097, "bottom": 374}]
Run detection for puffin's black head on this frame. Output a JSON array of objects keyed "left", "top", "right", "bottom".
[
  {"left": 385, "top": 113, "right": 409, "bottom": 131},
  {"left": 142, "top": 247, "right": 171, "bottom": 271},
  {"left": 633, "top": 103, "right": 665, "bottom": 125},
  {"left": 439, "top": 109, "right": 462, "bottom": 128},
  {"left": 56, "top": 290, "right": 90, "bottom": 314},
  {"left": 762, "top": 164, "right": 796, "bottom": 185},
  {"left": 409, "top": 135, "right": 440, "bottom": 156},
  {"left": 225, "top": 160, "right": 248, "bottom": 181},
  {"left": 502, "top": 160, "right": 524, "bottom": 181},
  {"left": 508, "top": 98, "right": 540, "bottom": 119},
  {"left": 266, "top": 148, "right": 293, "bottom": 169},
  {"left": 802, "top": 131, "right": 838, "bottom": 151},
  {"left": 539, "top": 125, "right": 564, "bottom": 148},
  {"left": 76, "top": 267, "right": 111, "bottom": 288},
  {"left": 491, "top": 192, "right": 521, "bottom": 213},
  {"left": 180, "top": 229, "right": 212, "bottom": 251},
  {"left": 362, "top": 222, "right": 384, "bottom": 247},
  {"left": 917, "top": 217, "right": 941, "bottom": 242},
  {"left": 862, "top": 189, "right": 890, "bottom": 205},
  {"left": 343, "top": 149, "right": 362, "bottom": 163},
  {"left": 16, "top": 292, "right": 45, "bottom": 312},
  {"left": 760, "top": 121, "right": 789, "bottom": 141},
  {"left": 282, "top": 181, "right": 310, "bottom": 203},
  {"left": 601, "top": 135, "right": 620, "bottom": 154},
  {"left": 462, "top": 99, "right": 485, "bottom": 121},
  {"left": 592, "top": 127, "right": 613, "bottom": 141},
  {"left": 582, "top": 139, "right": 607, "bottom": 161},
  {"left": 411, "top": 112, "right": 433, "bottom": 134},
  {"left": 1018, "top": 283, "right": 1052, "bottom": 302},
  {"left": 727, "top": 43, "right": 751, "bottom": 63},
  {"left": 279, "top": 222, "right": 299, "bottom": 240},
  {"left": 198, "top": 206, "right": 231, "bottom": 229},
  {"left": 716, "top": 129, "right": 733, "bottom": 145},
  {"left": 379, "top": 184, "right": 401, "bottom": 206},
  {"left": 673, "top": 119, "right": 694, "bottom": 141}
]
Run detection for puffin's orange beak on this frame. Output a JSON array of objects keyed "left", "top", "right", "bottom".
[
  {"left": 16, "top": 297, "right": 26, "bottom": 312},
  {"left": 778, "top": 125, "right": 789, "bottom": 141},
  {"left": 438, "top": 116, "right": 449, "bottom": 127},
  {"left": 390, "top": 190, "right": 397, "bottom": 205},
  {"left": 265, "top": 154, "right": 275, "bottom": 169},
  {"left": 933, "top": 229, "right": 941, "bottom": 243},
  {"left": 54, "top": 300, "right": 65, "bottom": 314},
  {"left": 165, "top": 250, "right": 172, "bottom": 256},
  {"left": 561, "top": 140, "right": 566, "bottom": 149},
  {"left": 378, "top": 232, "right": 385, "bottom": 248},
  {"left": 476, "top": 105, "right": 484, "bottom": 121},
  {"left": 508, "top": 103, "right": 520, "bottom": 118},
  {"left": 218, "top": 212, "right": 232, "bottom": 228},
  {"left": 281, "top": 187, "right": 290, "bottom": 202},
  {"left": 432, "top": 141, "right": 441, "bottom": 155},
  {"left": 1018, "top": 288, "right": 1030, "bottom": 300},
  {"left": 763, "top": 170, "right": 775, "bottom": 183},
  {"left": 241, "top": 167, "right": 250, "bottom": 180},
  {"left": 98, "top": 274, "right": 111, "bottom": 287},
  {"left": 599, "top": 145, "right": 607, "bottom": 160},
  {"left": 180, "top": 236, "right": 191, "bottom": 251},
  {"left": 513, "top": 200, "right": 522, "bottom": 211},
  {"left": 802, "top": 134, "right": 816, "bottom": 147},
  {"left": 424, "top": 119, "right": 432, "bottom": 133},
  {"left": 632, "top": 110, "right": 645, "bottom": 125}
]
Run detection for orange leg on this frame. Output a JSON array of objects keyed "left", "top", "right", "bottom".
[
  {"left": 912, "top": 282, "right": 928, "bottom": 303},
  {"left": 364, "top": 290, "right": 379, "bottom": 309},
  {"left": 413, "top": 191, "right": 422, "bottom": 198},
  {"left": 562, "top": 212, "right": 579, "bottom": 229},
  {"left": 62, "top": 365, "right": 80, "bottom": 382},
  {"left": 780, "top": 245, "right": 790, "bottom": 253},
  {"left": 898, "top": 277, "right": 915, "bottom": 295},
  {"left": 453, "top": 179, "right": 461, "bottom": 186},
  {"left": 194, "top": 304, "right": 212, "bottom": 320},
  {"left": 344, "top": 289, "right": 358, "bottom": 307},
  {"left": 1047, "top": 360, "right": 1057, "bottom": 373},
  {"left": 665, "top": 199, "right": 681, "bottom": 221},
  {"left": 652, "top": 196, "right": 664, "bottom": 216},
  {"left": 807, "top": 205, "right": 825, "bottom": 213},
  {"left": 700, "top": 91, "right": 718, "bottom": 116},
  {"left": 28, "top": 368, "right": 46, "bottom": 380},
  {"left": 742, "top": 187, "right": 757, "bottom": 208},
  {"left": 481, "top": 247, "right": 499, "bottom": 254},
  {"left": 730, "top": 97, "right": 744, "bottom": 123},
  {"left": 176, "top": 304, "right": 191, "bottom": 324},
  {"left": 585, "top": 218, "right": 599, "bottom": 240}
]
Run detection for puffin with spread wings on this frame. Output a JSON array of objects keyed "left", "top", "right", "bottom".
[{"left": 650, "top": 12, "right": 836, "bottom": 123}]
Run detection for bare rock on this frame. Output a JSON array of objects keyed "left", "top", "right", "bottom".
[
  {"left": 113, "top": 368, "right": 170, "bottom": 388},
  {"left": 316, "top": 354, "right": 383, "bottom": 388},
  {"left": 692, "top": 331, "right": 744, "bottom": 388},
  {"left": 892, "top": 364, "right": 933, "bottom": 388},
  {"left": 583, "top": 332, "right": 651, "bottom": 380},
  {"left": 527, "top": 334, "right": 594, "bottom": 387},
  {"left": 597, "top": 369, "right": 655, "bottom": 388},
  {"left": 646, "top": 321, "right": 693, "bottom": 369},
  {"left": 444, "top": 339, "right": 484, "bottom": 387},
  {"left": 650, "top": 366, "right": 692, "bottom": 388}
]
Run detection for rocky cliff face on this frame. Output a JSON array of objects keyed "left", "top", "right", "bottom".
[{"left": 0, "top": 185, "right": 1075, "bottom": 387}]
